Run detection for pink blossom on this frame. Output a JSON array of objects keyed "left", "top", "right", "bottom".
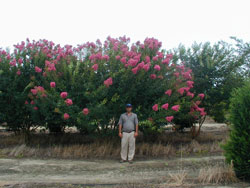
[
  {"left": 162, "top": 58, "right": 170, "bottom": 64},
  {"left": 92, "top": 64, "right": 98, "bottom": 71},
  {"left": 35, "top": 66, "right": 42, "bottom": 73},
  {"left": 152, "top": 56, "right": 158, "bottom": 61},
  {"left": 65, "top": 99, "right": 73, "bottom": 106},
  {"left": 137, "top": 61, "right": 145, "bottom": 69},
  {"left": 161, "top": 103, "right": 169, "bottom": 110},
  {"left": 145, "top": 56, "right": 150, "bottom": 63},
  {"left": 150, "top": 74, "right": 157, "bottom": 79},
  {"left": 115, "top": 55, "right": 120, "bottom": 60},
  {"left": 64, "top": 113, "right": 70, "bottom": 120},
  {"left": 25, "top": 101, "right": 29, "bottom": 104},
  {"left": 198, "top": 93, "right": 205, "bottom": 100},
  {"left": 30, "top": 100, "right": 35, "bottom": 105},
  {"left": 157, "top": 52, "right": 164, "bottom": 59},
  {"left": 132, "top": 67, "right": 138, "bottom": 74},
  {"left": 177, "top": 88, "right": 185, "bottom": 95},
  {"left": 166, "top": 116, "right": 174, "bottom": 122},
  {"left": 104, "top": 77, "right": 113, "bottom": 87},
  {"left": 165, "top": 89, "right": 172, "bottom": 96},
  {"left": 154, "top": 65, "right": 161, "bottom": 71},
  {"left": 50, "top": 82, "right": 56, "bottom": 88},
  {"left": 43, "top": 72, "right": 47, "bottom": 77},
  {"left": 36, "top": 86, "right": 44, "bottom": 92},
  {"left": 102, "top": 55, "right": 109, "bottom": 61},
  {"left": 183, "top": 87, "right": 190, "bottom": 92},
  {"left": 120, "top": 57, "right": 127, "bottom": 64},
  {"left": 196, "top": 107, "right": 205, "bottom": 113},
  {"left": 171, "top": 105, "right": 180, "bottom": 112},
  {"left": 152, "top": 104, "right": 158, "bottom": 111},
  {"left": 177, "top": 65, "right": 185, "bottom": 71},
  {"left": 174, "top": 72, "right": 180, "bottom": 77},
  {"left": 83, "top": 108, "right": 89, "bottom": 115},
  {"left": 33, "top": 106, "right": 38, "bottom": 110},
  {"left": 182, "top": 71, "right": 192, "bottom": 79},
  {"left": 127, "top": 58, "right": 138, "bottom": 66},
  {"left": 18, "top": 58, "right": 23, "bottom": 64},
  {"left": 31, "top": 89, "right": 38, "bottom": 95},
  {"left": 200, "top": 111, "right": 207, "bottom": 116},
  {"left": 186, "top": 81, "right": 194, "bottom": 88},
  {"left": 187, "top": 92, "right": 194, "bottom": 98},
  {"left": 16, "top": 69, "right": 21, "bottom": 75},
  {"left": 60, "top": 92, "right": 68, "bottom": 99},
  {"left": 9, "top": 61, "right": 16, "bottom": 67},
  {"left": 166, "top": 54, "right": 173, "bottom": 59},
  {"left": 143, "top": 64, "right": 150, "bottom": 71},
  {"left": 195, "top": 101, "right": 201, "bottom": 105},
  {"left": 45, "top": 60, "right": 56, "bottom": 71}
]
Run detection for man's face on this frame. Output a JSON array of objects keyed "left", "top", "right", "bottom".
[{"left": 126, "top": 107, "right": 132, "bottom": 113}]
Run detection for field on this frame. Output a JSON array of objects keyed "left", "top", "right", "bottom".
[{"left": 0, "top": 122, "right": 249, "bottom": 188}]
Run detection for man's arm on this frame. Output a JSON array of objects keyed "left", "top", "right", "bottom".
[
  {"left": 119, "top": 123, "right": 123, "bottom": 138},
  {"left": 134, "top": 114, "right": 139, "bottom": 137},
  {"left": 134, "top": 124, "right": 139, "bottom": 137},
  {"left": 118, "top": 115, "right": 123, "bottom": 138}
]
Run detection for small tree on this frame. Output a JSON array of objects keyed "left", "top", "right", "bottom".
[{"left": 223, "top": 81, "right": 250, "bottom": 180}]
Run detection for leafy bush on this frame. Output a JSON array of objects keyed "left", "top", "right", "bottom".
[
  {"left": 223, "top": 81, "right": 250, "bottom": 180},
  {"left": 0, "top": 37, "right": 206, "bottom": 138},
  {"left": 172, "top": 41, "right": 245, "bottom": 123}
]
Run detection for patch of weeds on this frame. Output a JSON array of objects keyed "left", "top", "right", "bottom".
[{"left": 16, "top": 153, "right": 24, "bottom": 158}]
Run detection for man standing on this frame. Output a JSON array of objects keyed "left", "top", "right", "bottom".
[{"left": 118, "top": 104, "right": 139, "bottom": 163}]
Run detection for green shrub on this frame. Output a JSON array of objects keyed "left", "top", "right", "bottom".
[{"left": 223, "top": 81, "right": 250, "bottom": 180}]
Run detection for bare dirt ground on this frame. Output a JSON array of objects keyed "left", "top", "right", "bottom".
[{"left": 0, "top": 123, "right": 249, "bottom": 188}]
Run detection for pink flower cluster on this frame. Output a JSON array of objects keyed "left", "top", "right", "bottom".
[
  {"left": 35, "top": 66, "right": 42, "bottom": 73},
  {"left": 92, "top": 64, "right": 98, "bottom": 71},
  {"left": 45, "top": 60, "right": 56, "bottom": 72},
  {"left": 60, "top": 92, "right": 68, "bottom": 99},
  {"left": 50, "top": 82, "right": 56, "bottom": 88},
  {"left": 104, "top": 77, "right": 113, "bottom": 87},
  {"left": 83, "top": 108, "right": 89, "bottom": 115},
  {"left": 30, "top": 86, "right": 47, "bottom": 97},
  {"left": 89, "top": 53, "right": 109, "bottom": 63},
  {"left": 65, "top": 98, "right": 73, "bottom": 106}
]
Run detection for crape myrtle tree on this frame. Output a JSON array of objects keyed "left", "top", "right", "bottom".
[{"left": 0, "top": 36, "right": 206, "bottom": 140}]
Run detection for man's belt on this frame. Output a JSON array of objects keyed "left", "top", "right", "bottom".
[{"left": 123, "top": 130, "right": 135, "bottom": 133}]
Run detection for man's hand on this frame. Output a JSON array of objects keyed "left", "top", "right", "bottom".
[
  {"left": 119, "top": 132, "right": 123, "bottom": 138},
  {"left": 134, "top": 132, "right": 138, "bottom": 137}
]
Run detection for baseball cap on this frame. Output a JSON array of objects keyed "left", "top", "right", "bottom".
[{"left": 126, "top": 104, "right": 132, "bottom": 107}]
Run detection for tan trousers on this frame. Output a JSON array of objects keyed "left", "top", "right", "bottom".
[{"left": 121, "top": 131, "right": 135, "bottom": 161}]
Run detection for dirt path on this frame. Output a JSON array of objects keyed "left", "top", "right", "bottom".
[{"left": 0, "top": 156, "right": 226, "bottom": 187}]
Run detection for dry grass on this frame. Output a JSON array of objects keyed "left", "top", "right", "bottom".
[
  {"left": 1, "top": 142, "right": 176, "bottom": 159},
  {"left": 198, "top": 164, "right": 239, "bottom": 184},
  {"left": 0, "top": 127, "right": 227, "bottom": 159},
  {"left": 0, "top": 138, "right": 224, "bottom": 159},
  {"left": 160, "top": 170, "right": 190, "bottom": 188},
  {"left": 168, "top": 170, "right": 187, "bottom": 186}
]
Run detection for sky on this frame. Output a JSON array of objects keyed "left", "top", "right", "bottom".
[{"left": 0, "top": 0, "right": 249, "bottom": 50}]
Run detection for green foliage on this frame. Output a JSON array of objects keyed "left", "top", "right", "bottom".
[
  {"left": 223, "top": 81, "right": 250, "bottom": 180},
  {"left": 172, "top": 40, "right": 245, "bottom": 122}
]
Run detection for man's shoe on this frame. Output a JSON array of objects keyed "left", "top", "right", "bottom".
[
  {"left": 128, "top": 160, "right": 133, "bottom": 164},
  {"left": 120, "top": 160, "right": 126, "bottom": 163}
]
